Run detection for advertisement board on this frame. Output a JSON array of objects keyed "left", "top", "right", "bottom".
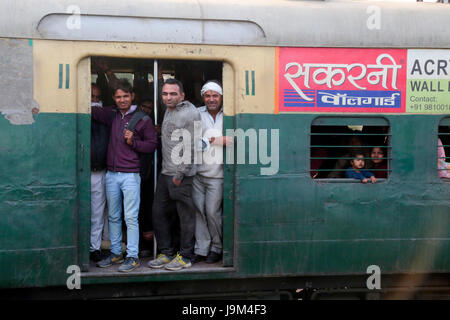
[{"left": 276, "top": 48, "right": 450, "bottom": 114}]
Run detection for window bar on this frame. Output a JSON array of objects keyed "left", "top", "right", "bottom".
[
  {"left": 310, "top": 128, "right": 391, "bottom": 179},
  {"left": 310, "top": 133, "right": 392, "bottom": 136},
  {"left": 153, "top": 59, "right": 158, "bottom": 260},
  {"left": 311, "top": 145, "right": 391, "bottom": 148},
  {"left": 311, "top": 157, "right": 392, "bottom": 160}
]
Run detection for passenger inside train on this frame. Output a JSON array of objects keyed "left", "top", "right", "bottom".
[
  {"left": 310, "top": 123, "right": 390, "bottom": 180},
  {"left": 438, "top": 133, "right": 450, "bottom": 179},
  {"left": 345, "top": 151, "right": 377, "bottom": 184},
  {"left": 88, "top": 56, "right": 225, "bottom": 272},
  {"left": 367, "top": 147, "right": 388, "bottom": 179}
]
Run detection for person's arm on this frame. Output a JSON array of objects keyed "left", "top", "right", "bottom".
[
  {"left": 363, "top": 170, "right": 377, "bottom": 183},
  {"left": 211, "top": 136, "right": 234, "bottom": 147},
  {"left": 130, "top": 119, "right": 158, "bottom": 154},
  {"left": 95, "top": 58, "right": 120, "bottom": 89},
  {"left": 91, "top": 106, "right": 114, "bottom": 126},
  {"left": 200, "top": 136, "right": 209, "bottom": 152},
  {"left": 104, "top": 69, "right": 120, "bottom": 88},
  {"left": 200, "top": 135, "right": 233, "bottom": 151},
  {"left": 346, "top": 168, "right": 365, "bottom": 181},
  {"left": 174, "top": 110, "right": 200, "bottom": 183}
]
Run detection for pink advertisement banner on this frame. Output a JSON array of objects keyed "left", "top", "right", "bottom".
[{"left": 276, "top": 48, "right": 407, "bottom": 113}]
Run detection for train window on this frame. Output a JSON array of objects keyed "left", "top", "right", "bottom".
[
  {"left": 114, "top": 72, "right": 134, "bottom": 84},
  {"left": 310, "top": 117, "right": 390, "bottom": 182},
  {"left": 438, "top": 118, "right": 450, "bottom": 180}
]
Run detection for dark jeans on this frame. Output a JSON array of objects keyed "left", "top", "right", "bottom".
[
  {"left": 152, "top": 174, "right": 195, "bottom": 259},
  {"left": 138, "top": 177, "right": 154, "bottom": 252},
  {"left": 139, "top": 177, "right": 154, "bottom": 232}
]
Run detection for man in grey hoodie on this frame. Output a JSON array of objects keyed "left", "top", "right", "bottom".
[{"left": 148, "top": 78, "right": 201, "bottom": 271}]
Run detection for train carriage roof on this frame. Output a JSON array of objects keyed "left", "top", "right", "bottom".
[{"left": 1, "top": 0, "right": 450, "bottom": 48}]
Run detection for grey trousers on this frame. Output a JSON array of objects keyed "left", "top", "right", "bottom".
[
  {"left": 90, "top": 170, "right": 108, "bottom": 252},
  {"left": 192, "top": 175, "right": 223, "bottom": 256}
]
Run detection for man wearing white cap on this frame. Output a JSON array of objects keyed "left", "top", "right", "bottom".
[{"left": 192, "top": 80, "right": 233, "bottom": 264}]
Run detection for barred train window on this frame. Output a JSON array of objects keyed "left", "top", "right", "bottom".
[
  {"left": 310, "top": 117, "right": 390, "bottom": 182},
  {"left": 438, "top": 118, "right": 450, "bottom": 180}
]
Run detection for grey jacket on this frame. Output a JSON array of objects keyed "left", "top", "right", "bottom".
[{"left": 161, "top": 100, "right": 201, "bottom": 180}]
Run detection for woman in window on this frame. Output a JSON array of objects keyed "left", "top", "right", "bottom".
[{"left": 367, "top": 147, "right": 388, "bottom": 179}]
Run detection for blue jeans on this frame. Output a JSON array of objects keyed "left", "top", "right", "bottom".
[{"left": 106, "top": 171, "right": 141, "bottom": 259}]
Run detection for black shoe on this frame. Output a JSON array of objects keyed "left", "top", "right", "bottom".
[
  {"left": 191, "top": 254, "right": 206, "bottom": 264},
  {"left": 205, "top": 252, "right": 222, "bottom": 264},
  {"left": 139, "top": 249, "right": 153, "bottom": 258},
  {"left": 100, "top": 249, "right": 110, "bottom": 259},
  {"left": 90, "top": 250, "right": 102, "bottom": 262}
]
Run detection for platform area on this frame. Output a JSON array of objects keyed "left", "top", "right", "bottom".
[{"left": 83, "top": 255, "right": 232, "bottom": 277}]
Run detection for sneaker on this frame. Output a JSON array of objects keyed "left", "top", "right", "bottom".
[
  {"left": 148, "top": 253, "right": 173, "bottom": 269},
  {"left": 90, "top": 250, "right": 102, "bottom": 262},
  {"left": 205, "top": 251, "right": 222, "bottom": 264},
  {"left": 96, "top": 253, "right": 124, "bottom": 268},
  {"left": 118, "top": 257, "right": 140, "bottom": 272},
  {"left": 100, "top": 249, "right": 110, "bottom": 259},
  {"left": 164, "top": 253, "right": 192, "bottom": 271}
]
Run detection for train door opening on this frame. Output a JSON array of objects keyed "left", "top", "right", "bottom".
[{"left": 85, "top": 56, "right": 234, "bottom": 274}]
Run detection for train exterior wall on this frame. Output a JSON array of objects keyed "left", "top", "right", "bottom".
[
  {"left": 2, "top": 113, "right": 448, "bottom": 288},
  {"left": 229, "top": 113, "right": 450, "bottom": 276},
  {"left": 0, "top": 112, "right": 91, "bottom": 287},
  {"left": 0, "top": 36, "right": 449, "bottom": 290}
]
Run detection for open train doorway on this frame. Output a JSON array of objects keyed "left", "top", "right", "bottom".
[{"left": 86, "top": 56, "right": 233, "bottom": 275}]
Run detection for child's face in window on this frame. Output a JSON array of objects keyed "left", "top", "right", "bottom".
[{"left": 351, "top": 155, "right": 365, "bottom": 170}]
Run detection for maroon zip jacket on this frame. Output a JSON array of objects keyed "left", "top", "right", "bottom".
[{"left": 92, "top": 105, "right": 158, "bottom": 173}]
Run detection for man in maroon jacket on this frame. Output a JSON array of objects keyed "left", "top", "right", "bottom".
[{"left": 92, "top": 79, "right": 158, "bottom": 272}]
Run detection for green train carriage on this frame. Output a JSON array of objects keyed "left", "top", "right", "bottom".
[{"left": 0, "top": 0, "right": 449, "bottom": 299}]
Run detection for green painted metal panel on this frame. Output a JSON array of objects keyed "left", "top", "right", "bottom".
[
  {"left": 0, "top": 248, "right": 76, "bottom": 288},
  {"left": 440, "top": 117, "right": 450, "bottom": 126},
  {"left": 76, "top": 113, "right": 92, "bottom": 272},
  {"left": 231, "top": 113, "right": 450, "bottom": 276},
  {"left": 0, "top": 113, "right": 90, "bottom": 288},
  {"left": 312, "top": 116, "right": 389, "bottom": 126},
  {"left": 0, "top": 111, "right": 449, "bottom": 289},
  {"left": 222, "top": 116, "right": 235, "bottom": 267}
]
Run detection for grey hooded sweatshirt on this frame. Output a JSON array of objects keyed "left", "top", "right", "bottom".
[{"left": 161, "top": 100, "right": 201, "bottom": 180}]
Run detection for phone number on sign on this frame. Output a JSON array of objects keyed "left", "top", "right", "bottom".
[{"left": 409, "top": 103, "right": 450, "bottom": 112}]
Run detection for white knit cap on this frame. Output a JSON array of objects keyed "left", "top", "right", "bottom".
[
  {"left": 201, "top": 82, "right": 223, "bottom": 96},
  {"left": 91, "top": 101, "right": 103, "bottom": 107}
]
